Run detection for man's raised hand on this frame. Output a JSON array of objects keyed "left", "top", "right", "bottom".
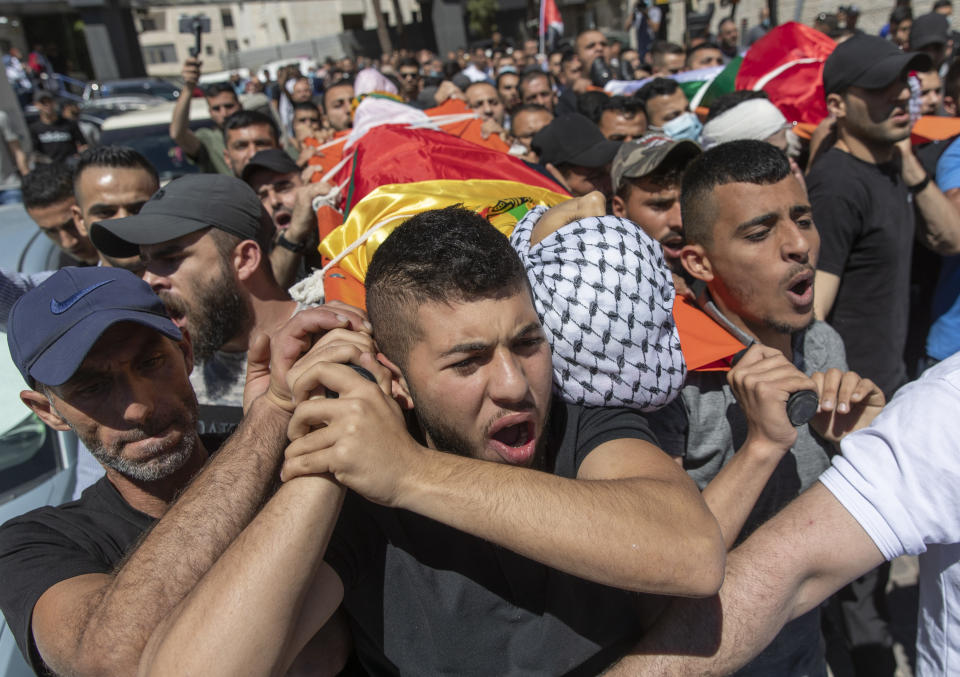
[{"left": 809, "top": 369, "right": 885, "bottom": 442}]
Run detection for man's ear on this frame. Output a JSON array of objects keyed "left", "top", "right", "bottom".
[
  {"left": 176, "top": 328, "right": 195, "bottom": 375},
  {"left": 233, "top": 240, "right": 262, "bottom": 282},
  {"left": 611, "top": 194, "right": 626, "bottom": 218},
  {"left": 377, "top": 353, "right": 414, "bottom": 410},
  {"left": 945, "top": 95, "right": 958, "bottom": 117},
  {"left": 679, "top": 243, "right": 714, "bottom": 283},
  {"left": 826, "top": 92, "right": 845, "bottom": 119},
  {"left": 71, "top": 204, "right": 88, "bottom": 236},
  {"left": 20, "top": 390, "right": 71, "bottom": 432}
]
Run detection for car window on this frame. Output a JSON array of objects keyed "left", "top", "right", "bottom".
[
  {"left": 0, "top": 335, "right": 62, "bottom": 505},
  {"left": 100, "top": 122, "right": 205, "bottom": 182}
]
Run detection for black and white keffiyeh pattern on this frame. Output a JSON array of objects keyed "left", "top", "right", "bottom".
[{"left": 510, "top": 206, "right": 686, "bottom": 411}]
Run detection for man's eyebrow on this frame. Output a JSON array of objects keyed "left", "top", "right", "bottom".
[
  {"left": 87, "top": 202, "right": 116, "bottom": 213},
  {"left": 513, "top": 322, "right": 542, "bottom": 339},
  {"left": 440, "top": 340, "right": 491, "bottom": 358},
  {"left": 790, "top": 204, "right": 813, "bottom": 218},
  {"left": 734, "top": 211, "right": 778, "bottom": 234}
]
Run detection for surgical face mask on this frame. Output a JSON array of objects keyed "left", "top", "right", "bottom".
[{"left": 661, "top": 112, "right": 703, "bottom": 142}]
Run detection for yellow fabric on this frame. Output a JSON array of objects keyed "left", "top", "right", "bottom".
[{"left": 319, "top": 179, "right": 570, "bottom": 282}]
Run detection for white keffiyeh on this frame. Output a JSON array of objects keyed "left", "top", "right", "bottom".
[{"left": 510, "top": 207, "right": 686, "bottom": 411}]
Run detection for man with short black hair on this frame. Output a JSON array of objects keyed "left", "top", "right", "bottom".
[
  {"left": 138, "top": 204, "right": 725, "bottom": 676},
  {"left": 532, "top": 113, "right": 621, "bottom": 198},
  {"left": 598, "top": 96, "right": 647, "bottom": 142},
  {"left": 397, "top": 58, "right": 422, "bottom": 104},
  {"left": 637, "top": 78, "right": 695, "bottom": 137},
  {"left": 322, "top": 79, "right": 354, "bottom": 132},
  {"left": 630, "top": 140, "right": 882, "bottom": 676},
  {"left": 90, "top": 174, "right": 300, "bottom": 418},
  {"left": 496, "top": 69, "right": 520, "bottom": 109},
  {"left": 241, "top": 148, "right": 332, "bottom": 287},
  {"left": 717, "top": 18, "right": 739, "bottom": 60},
  {"left": 685, "top": 43, "right": 724, "bottom": 70},
  {"left": 29, "top": 90, "right": 86, "bottom": 164},
  {"left": 911, "top": 13, "right": 950, "bottom": 70},
  {"left": 648, "top": 41, "right": 685, "bottom": 76},
  {"left": 510, "top": 104, "right": 553, "bottom": 162},
  {"left": 22, "top": 162, "right": 98, "bottom": 266},
  {"left": 170, "top": 58, "right": 243, "bottom": 175},
  {"left": 221, "top": 109, "right": 281, "bottom": 176}
]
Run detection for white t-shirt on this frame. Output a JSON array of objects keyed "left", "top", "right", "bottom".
[{"left": 819, "top": 352, "right": 960, "bottom": 676}]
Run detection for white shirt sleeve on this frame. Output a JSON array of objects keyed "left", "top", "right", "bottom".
[{"left": 819, "top": 353, "right": 960, "bottom": 560}]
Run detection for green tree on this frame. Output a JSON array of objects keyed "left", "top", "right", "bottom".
[{"left": 466, "top": 0, "right": 497, "bottom": 37}]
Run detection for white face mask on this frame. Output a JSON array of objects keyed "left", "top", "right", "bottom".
[{"left": 661, "top": 112, "right": 703, "bottom": 142}]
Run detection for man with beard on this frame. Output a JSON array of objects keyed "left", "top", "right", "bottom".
[
  {"left": 0, "top": 266, "right": 365, "bottom": 676},
  {"left": 242, "top": 148, "right": 332, "bottom": 287},
  {"left": 137, "top": 205, "right": 725, "bottom": 676},
  {"left": 90, "top": 174, "right": 301, "bottom": 436},
  {"left": 643, "top": 140, "right": 883, "bottom": 676}
]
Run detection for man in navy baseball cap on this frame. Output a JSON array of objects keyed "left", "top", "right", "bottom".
[{"left": 0, "top": 264, "right": 361, "bottom": 675}]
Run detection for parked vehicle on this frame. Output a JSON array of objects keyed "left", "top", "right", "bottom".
[
  {"left": 83, "top": 78, "right": 181, "bottom": 102},
  {"left": 0, "top": 204, "right": 79, "bottom": 677}
]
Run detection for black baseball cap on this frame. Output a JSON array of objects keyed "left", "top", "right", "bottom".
[
  {"left": 33, "top": 90, "right": 54, "bottom": 103},
  {"left": 823, "top": 34, "right": 932, "bottom": 94},
  {"left": 910, "top": 13, "right": 950, "bottom": 50},
  {"left": 8, "top": 267, "right": 180, "bottom": 387},
  {"left": 241, "top": 148, "right": 299, "bottom": 183},
  {"left": 90, "top": 174, "right": 273, "bottom": 258},
  {"left": 532, "top": 113, "right": 622, "bottom": 167}
]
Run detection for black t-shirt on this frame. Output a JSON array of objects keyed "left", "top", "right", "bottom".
[
  {"left": 28, "top": 117, "right": 85, "bottom": 163},
  {"left": 808, "top": 148, "right": 915, "bottom": 398},
  {"left": 325, "top": 401, "right": 662, "bottom": 676},
  {"left": 0, "top": 477, "right": 155, "bottom": 672},
  {"left": 0, "top": 433, "right": 226, "bottom": 674}
]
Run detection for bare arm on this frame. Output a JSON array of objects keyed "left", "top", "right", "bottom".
[
  {"left": 8, "top": 137, "right": 28, "bottom": 176},
  {"left": 169, "top": 58, "right": 202, "bottom": 157},
  {"left": 604, "top": 482, "right": 884, "bottom": 675},
  {"left": 813, "top": 270, "right": 839, "bottom": 321},
  {"left": 269, "top": 181, "right": 332, "bottom": 288},
  {"left": 900, "top": 139, "right": 960, "bottom": 255},
  {"left": 140, "top": 328, "right": 391, "bottom": 677},
  {"left": 282, "top": 361, "right": 725, "bottom": 597},
  {"left": 29, "top": 307, "right": 369, "bottom": 677}
]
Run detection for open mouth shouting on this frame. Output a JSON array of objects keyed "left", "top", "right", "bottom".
[
  {"left": 486, "top": 413, "right": 538, "bottom": 466},
  {"left": 785, "top": 269, "right": 814, "bottom": 309}
]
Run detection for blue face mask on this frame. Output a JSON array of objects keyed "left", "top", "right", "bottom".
[{"left": 662, "top": 112, "right": 703, "bottom": 142}]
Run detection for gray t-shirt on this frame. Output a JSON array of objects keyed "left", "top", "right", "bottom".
[{"left": 649, "top": 320, "right": 847, "bottom": 677}]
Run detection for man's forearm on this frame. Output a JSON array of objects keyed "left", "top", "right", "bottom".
[
  {"left": 169, "top": 86, "right": 200, "bottom": 155},
  {"left": 701, "top": 438, "right": 791, "bottom": 549},
  {"left": 397, "top": 443, "right": 724, "bottom": 596},
  {"left": 904, "top": 151, "right": 960, "bottom": 254},
  {"left": 74, "top": 396, "right": 290, "bottom": 675},
  {"left": 139, "top": 474, "right": 346, "bottom": 677}
]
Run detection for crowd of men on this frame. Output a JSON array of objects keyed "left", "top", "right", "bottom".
[{"left": 1, "top": 4, "right": 960, "bottom": 676}]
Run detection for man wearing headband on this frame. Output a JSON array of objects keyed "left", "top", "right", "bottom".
[
  {"left": 0, "top": 266, "right": 363, "bottom": 676},
  {"left": 138, "top": 206, "right": 725, "bottom": 676}
]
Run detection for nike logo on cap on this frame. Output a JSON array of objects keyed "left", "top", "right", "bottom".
[{"left": 50, "top": 280, "right": 114, "bottom": 315}]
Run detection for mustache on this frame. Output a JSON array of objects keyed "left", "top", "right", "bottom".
[
  {"left": 157, "top": 290, "right": 189, "bottom": 319},
  {"left": 781, "top": 263, "right": 814, "bottom": 287}
]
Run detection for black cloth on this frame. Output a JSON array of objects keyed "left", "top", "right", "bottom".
[
  {"left": 325, "top": 401, "right": 660, "bottom": 676},
  {"left": 0, "top": 433, "right": 226, "bottom": 674},
  {"left": 28, "top": 117, "right": 84, "bottom": 163},
  {"left": 0, "top": 476, "right": 154, "bottom": 673},
  {"left": 808, "top": 148, "right": 915, "bottom": 398}
]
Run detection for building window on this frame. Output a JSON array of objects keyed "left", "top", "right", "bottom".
[
  {"left": 226, "top": 39, "right": 239, "bottom": 53},
  {"left": 221, "top": 9, "right": 234, "bottom": 28},
  {"left": 341, "top": 13, "right": 364, "bottom": 30},
  {"left": 144, "top": 43, "right": 177, "bottom": 64},
  {"left": 205, "top": 45, "right": 213, "bottom": 55},
  {"left": 140, "top": 12, "right": 165, "bottom": 32}
]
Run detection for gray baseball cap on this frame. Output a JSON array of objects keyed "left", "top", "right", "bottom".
[
  {"left": 90, "top": 174, "right": 273, "bottom": 258},
  {"left": 611, "top": 135, "right": 701, "bottom": 192}
]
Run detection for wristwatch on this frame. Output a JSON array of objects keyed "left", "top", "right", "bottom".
[{"left": 276, "top": 234, "right": 307, "bottom": 254}]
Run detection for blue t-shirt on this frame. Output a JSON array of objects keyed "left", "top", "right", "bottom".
[{"left": 927, "top": 137, "right": 960, "bottom": 360}]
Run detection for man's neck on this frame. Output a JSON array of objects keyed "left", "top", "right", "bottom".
[
  {"left": 109, "top": 441, "right": 209, "bottom": 518},
  {"left": 836, "top": 125, "right": 895, "bottom": 165},
  {"left": 39, "top": 112, "right": 57, "bottom": 125},
  {"left": 706, "top": 289, "right": 794, "bottom": 360}
]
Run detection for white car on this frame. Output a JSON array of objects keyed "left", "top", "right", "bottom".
[{"left": 0, "top": 204, "right": 79, "bottom": 676}]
